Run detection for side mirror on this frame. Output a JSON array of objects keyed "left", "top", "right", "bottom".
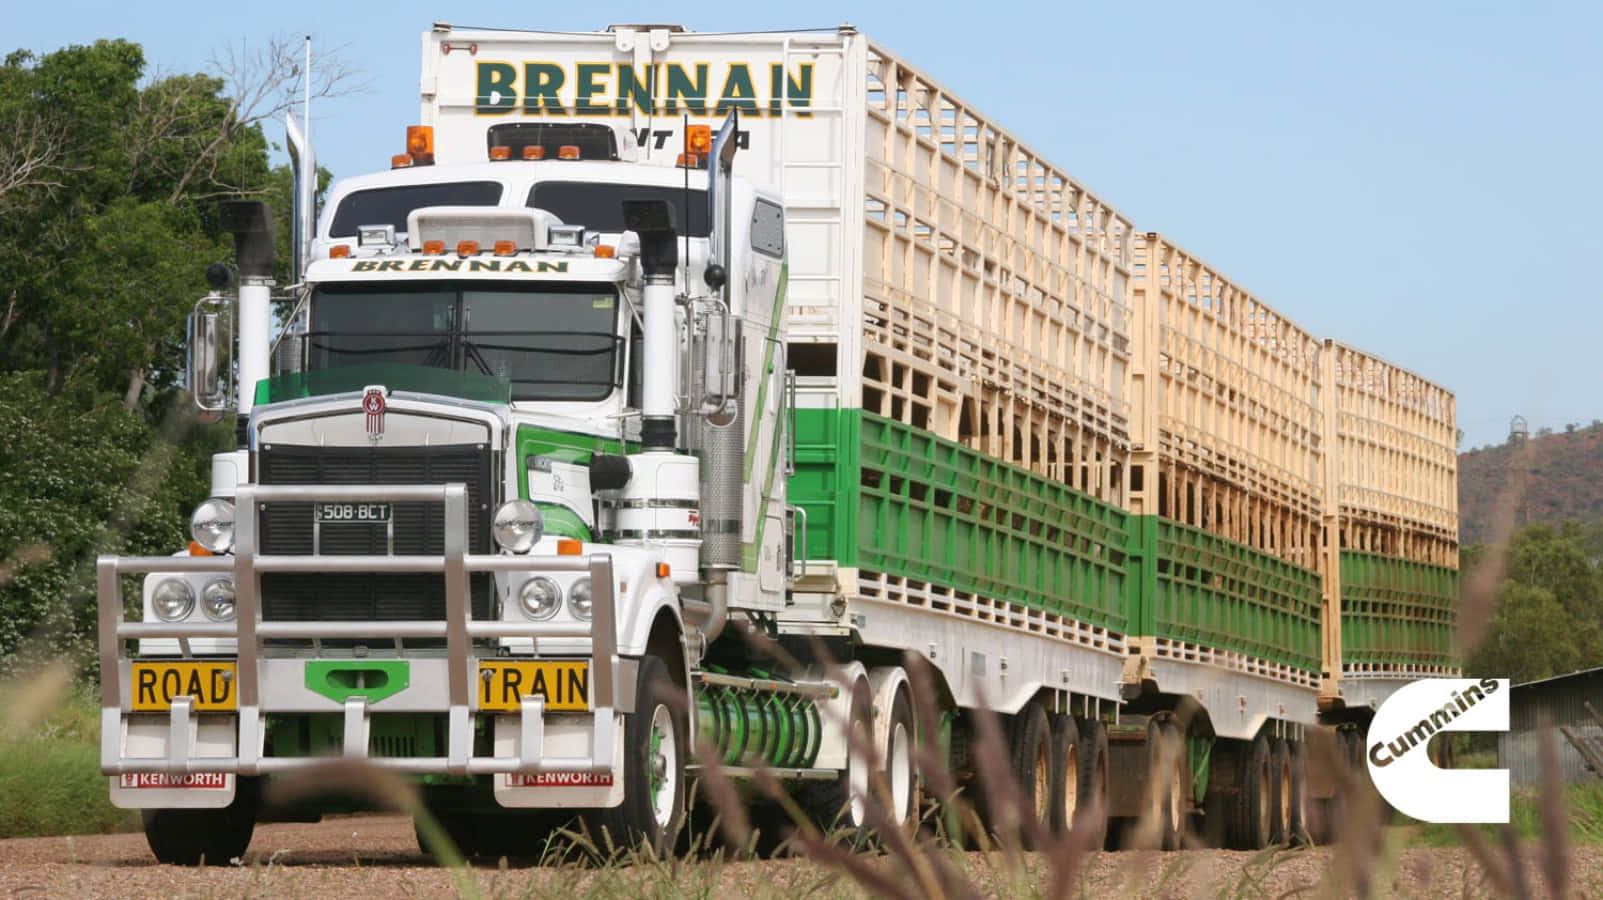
[{"left": 188, "top": 295, "right": 231, "bottom": 423}]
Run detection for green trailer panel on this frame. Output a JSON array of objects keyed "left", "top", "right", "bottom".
[
  {"left": 1339, "top": 550, "right": 1458, "bottom": 668},
  {"left": 1131, "top": 516, "right": 1322, "bottom": 673},
  {"left": 791, "top": 408, "right": 1130, "bottom": 634}
]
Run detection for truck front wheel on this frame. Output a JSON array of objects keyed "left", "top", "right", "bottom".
[
  {"left": 142, "top": 776, "right": 259, "bottom": 865},
  {"left": 583, "top": 654, "right": 686, "bottom": 856}
]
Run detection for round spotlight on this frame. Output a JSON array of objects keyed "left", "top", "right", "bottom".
[
  {"left": 189, "top": 498, "right": 236, "bottom": 554},
  {"left": 493, "top": 500, "right": 544, "bottom": 554}
]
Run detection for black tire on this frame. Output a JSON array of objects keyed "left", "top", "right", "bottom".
[
  {"left": 1076, "top": 718, "right": 1110, "bottom": 850},
  {"left": 414, "top": 809, "right": 480, "bottom": 861},
  {"left": 1004, "top": 701, "right": 1052, "bottom": 848},
  {"left": 1270, "top": 737, "right": 1292, "bottom": 845},
  {"left": 1228, "top": 733, "right": 1274, "bottom": 850},
  {"left": 1146, "top": 718, "right": 1186, "bottom": 850},
  {"left": 582, "top": 654, "right": 687, "bottom": 856},
  {"left": 142, "top": 776, "right": 259, "bottom": 865},
  {"left": 1047, "top": 712, "right": 1080, "bottom": 836},
  {"left": 799, "top": 679, "right": 873, "bottom": 838},
  {"left": 875, "top": 687, "right": 919, "bottom": 829},
  {"left": 1287, "top": 739, "right": 1309, "bottom": 846}
]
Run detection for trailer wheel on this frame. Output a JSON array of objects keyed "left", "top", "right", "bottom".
[
  {"left": 1075, "top": 718, "right": 1110, "bottom": 849},
  {"left": 1047, "top": 712, "right": 1079, "bottom": 836},
  {"left": 876, "top": 686, "right": 919, "bottom": 828},
  {"left": 1287, "top": 739, "right": 1309, "bottom": 845},
  {"left": 583, "top": 654, "right": 686, "bottom": 855},
  {"left": 1270, "top": 737, "right": 1293, "bottom": 845},
  {"left": 142, "top": 776, "right": 259, "bottom": 865},
  {"left": 1003, "top": 701, "right": 1052, "bottom": 847},
  {"left": 1227, "top": 733, "right": 1273, "bottom": 849},
  {"left": 1147, "top": 718, "right": 1186, "bottom": 850}
]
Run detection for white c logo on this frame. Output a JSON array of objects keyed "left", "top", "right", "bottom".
[{"left": 1366, "top": 677, "right": 1509, "bottom": 824}]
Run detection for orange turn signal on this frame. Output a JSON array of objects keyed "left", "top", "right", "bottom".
[
  {"left": 558, "top": 144, "right": 581, "bottom": 160},
  {"left": 493, "top": 240, "right": 516, "bottom": 256},
  {"left": 422, "top": 239, "right": 446, "bottom": 255},
  {"left": 655, "top": 562, "right": 671, "bottom": 578},
  {"left": 329, "top": 244, "right": 352, "bottom": 259},
  {"left": 556, "top": 539, "right": 583, "bottom": 556},
  {"left": 488, "top": 145, "right": 512, "bottom": 160},
  {"left": 456, "top": 240, "right": 479, "bottom": 256},
  {"left": 593, "top": 244, "right": 616, "bottom": 259},
  {"left": 188, "top": 541, "right": 214, "bottom": 557},
  {"left": 675, "top": 153, "right": 700, "bottom": 168},
  {"left": 522, "top": 145, "right": 546, "bottom": 160},
  {"left": 391, "top": 153, "right": 413, "bottom": 169}
]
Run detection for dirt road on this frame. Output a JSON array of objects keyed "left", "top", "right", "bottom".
[{"left": 0, "top": 814, "right": 1596, "bottom": 899}]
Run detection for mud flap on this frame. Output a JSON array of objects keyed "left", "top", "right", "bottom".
[
  {"left": 109, "top": 714, "right": 237, "bottom": 809},
  {"left": 492, "top": 712, "right": 626, "bottom": 808}
]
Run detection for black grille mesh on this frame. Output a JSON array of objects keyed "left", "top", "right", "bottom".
[{"left": 258, "top": 443, "right": 494, "bottom": 627}]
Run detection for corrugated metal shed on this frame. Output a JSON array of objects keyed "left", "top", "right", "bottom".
[{"left": 1498, "top": 666, "right": 1603, "bottom": 786}]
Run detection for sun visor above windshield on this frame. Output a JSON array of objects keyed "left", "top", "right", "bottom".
[{"left": 406, "top": 206, "right": 562, "bottom": 252}]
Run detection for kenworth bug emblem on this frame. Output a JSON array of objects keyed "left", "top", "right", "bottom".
[{"left": 362, "top": 386, "right": 387, "bottom": 441}]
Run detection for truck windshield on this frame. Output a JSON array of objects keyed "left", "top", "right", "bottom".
[{"left": 306, "top": 281, "right": 622, "bottom": 402}]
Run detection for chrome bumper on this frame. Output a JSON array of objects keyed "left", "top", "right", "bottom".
[{"left": 97, "top": 482, "right": 619, "bottom": 778}]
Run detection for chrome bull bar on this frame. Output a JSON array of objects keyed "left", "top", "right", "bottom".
[{"left": 97, "top": 482, "right": 618, "bottom": 777}]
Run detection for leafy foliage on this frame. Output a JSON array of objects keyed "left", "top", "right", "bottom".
[
  {"left": 1465, "top": 520, "right": 1603, "bottom": 684},
  {"left": 0, "top": 38, "right": 308, "bottom": 672}
]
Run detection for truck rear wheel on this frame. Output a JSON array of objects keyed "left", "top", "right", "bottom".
[
  {"left": 1147, "top": 718, "right": 1186, "bottom": 850},
  {"left": 1270, "top": 737, "right": 1292, "bottom": 845},
  {"left": 142, "top": 776, "right": 259, "bottom": 865},
  {"left": 799, "top": 678, "right": 873, "bottom": 837},
  {"left": 876, "top": 687, "right": 919, "bottom": 828},
  {"left": 583, "top": 654, "right": 686, "bottom": 856}
]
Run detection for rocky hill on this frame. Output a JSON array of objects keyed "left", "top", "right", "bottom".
[{"left": 1458, "top": 421, "right": 1603, "bottom": 545}]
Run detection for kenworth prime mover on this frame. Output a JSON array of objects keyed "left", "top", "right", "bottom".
[{"left": 96, "top": 24, "right": 1459, "bottom": 863}]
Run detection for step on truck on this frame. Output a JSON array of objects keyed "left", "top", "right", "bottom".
[{"left": 97, "top": 22, "right": 1459, "bottom": 864}]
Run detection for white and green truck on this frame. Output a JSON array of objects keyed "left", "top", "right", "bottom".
[{"left": 98, "top": 23, "right": 1459, "bottom": 864}]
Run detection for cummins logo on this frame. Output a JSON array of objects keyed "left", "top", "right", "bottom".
[{"left": 1366, "top": 677, "right": 1510, "bottom": 823}]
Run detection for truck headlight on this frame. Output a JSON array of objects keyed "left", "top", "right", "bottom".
[
  {"left": 568, "top": 577, "right": 592, "bottom": 620},
  {"left": 152, "top": 578, "right": 195, "bottom": 621},
  {"left": 201, "top": 578, "right": 236, "bottom": 621},
  {"left": 493, "top": 500, "right": 543, "bottom": 553},
  {"left": 519, "top": 576, "right": 561, "bottom": 620},
  {"left": 189, "top": 498, "right": 235, "bottom": 553}
]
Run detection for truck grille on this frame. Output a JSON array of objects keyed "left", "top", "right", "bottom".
[{"left": 257, "top": 443, "right": 495, "bottom": 638}]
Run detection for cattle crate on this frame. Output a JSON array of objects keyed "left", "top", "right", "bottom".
[
  {"left": 1322, "top": 342, "right": 1459, "bottom": 678},
  {"left": 1123, "top": 234, "right": 1325, "bottom": 680}
]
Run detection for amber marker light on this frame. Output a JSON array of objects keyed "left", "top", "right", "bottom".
[
  {"left": 676, "top": 153, "right": 700, "bottom": 168},
  {"left": 456, "top": 240, "right": 480, "bottom": 256},
  {"left": 522, "top": 145, "right": 546, "bottom": 160},
  {"left": 391, "top": 154, "right": 413, "bottom": 169},
  {"left": 656, "top": 562, "right": 671, "bottom": 578},
  {"left": 488, "top": 145, "right": 512, "bottom": 160},
  {"left": 329, "top": 244, "right": 352, "bottom": 259},
  {"left": 493, "top": 240, "right": 516, "bottom": 256},
  {"left": 188, "top": 541, "right": 213, "bottom": 557},
  {"left": 558, "top": 144, "right": 581, "bottom": 160},
  {"left": 556, "top": 539, "right": 583, "bottom": 556},
  {"left": 593, "top": 245, "right": 616, "bottom": 259},
  {"left": 422, "top": 240, "right": 446, "bottom": 255}
]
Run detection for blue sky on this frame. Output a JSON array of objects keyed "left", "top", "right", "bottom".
[{"left": 12, "top": 1, "right": 1601, "bottom": 451}]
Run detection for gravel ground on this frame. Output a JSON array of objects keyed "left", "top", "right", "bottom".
[{"left": 1, "top": 814, "right": 1599, "bottom": 899}]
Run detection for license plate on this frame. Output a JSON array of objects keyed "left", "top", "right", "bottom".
[
  {"left": 315, "top": 502, "right": 392, "bottom": 523},
  {"left": 131, "top": 661, "right": 238, "bottom": 712},
  {"left": 478, "top": 661, "right": 590, "bottom": 712}
]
